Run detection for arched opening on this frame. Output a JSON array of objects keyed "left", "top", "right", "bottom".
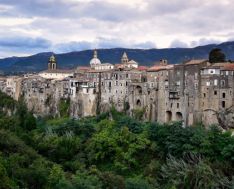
[
  {"left": 136, "top": 86, "right": 142, "bottom": 95},
  {"left": 166, "top": 111, "right": 172, "bottom": 122},
  {"left": 176, "top": 112, "right": 183, "bottom": 121},
  {"left": 52, "top": 63, "right": 56, "bottom": 70},
  {"left": 136, "top": 99, "right": 141, "bottom": 107}
]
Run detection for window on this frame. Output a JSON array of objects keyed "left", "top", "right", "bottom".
[
  {"left": 221, "top": 80, "right": 225, "bottom": 87},
  {"left": 214, "top": 91, "right": 217, "bottom": 95},
  {"left": 206, "top": 81, "right": 210, "bottom": 86},
  {"left": 214, "top": 79, "right": 218, "bottom": 86},
  {"left": 222, "top": 101, "right": 226, "bottom": 108},
  {"left": 176, "top": 81, "right": 180, "bottom": 86},
  {"left": 222, "top": 92, "right": 226, "bottom": 98},
  {"left": 203, "top": 93, "right": 206, "bottom": 97},
  {"left": 195, "top": 73, "right": 198, "bottom": 79},
  {"left": 177, "top": 103, "right": 180, "bottom": 108},
  {"left": 170, "top": 103, "right": 173, "bottom": 108}
]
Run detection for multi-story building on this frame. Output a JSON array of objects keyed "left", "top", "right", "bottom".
[{"left": 0, "top": 50, "right": 233, "bottom": 127}]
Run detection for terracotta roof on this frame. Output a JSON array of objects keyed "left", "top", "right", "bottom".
[
  {"left": 221, "top": 64, "right": 234, "bottom": 71},
  {"left": 202, "top": 62, "right": 232, "bottom": 69},
  {"left": 137, "top": 66, "right": 148, "bottom": 71},
  {"left": 184, "top": 59, "right": 207, "bottom": 65},
  {"left": 147, "top": 65, "right": 174, "bottom": 72}
]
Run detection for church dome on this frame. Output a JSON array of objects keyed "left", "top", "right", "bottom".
[
  {"left": 90, "top": 58, "right": 101, "bottom": 65},
  {"left": 90, "top": 50, "right": 101, "bottom": 66}
]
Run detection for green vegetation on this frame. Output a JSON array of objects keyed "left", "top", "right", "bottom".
[
  {"left": 209, "top": 48, "right": 226, "bottom": 63},
  {"left": 0, "top": 91, "right": 234, "bottom": 188},
  {"left": 58, "top": 98, "right": 70, "bottom": 118}
]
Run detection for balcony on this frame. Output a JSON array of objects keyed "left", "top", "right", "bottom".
[{"left": 169, "top": 91, "right": 180, "bottom": 99}]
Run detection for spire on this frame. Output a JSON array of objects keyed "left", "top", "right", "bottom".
[
  {"left": 121, "top": 52, "right": 129, "bottom": 64},
  {"left": 94, "top": 49, "right": 98, "bottom": 58},
  {"left": 123, "top": 52, "right": 128, "bottom": 58}
]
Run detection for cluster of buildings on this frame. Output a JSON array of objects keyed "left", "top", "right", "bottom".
[{"left": 1, "top": 50, "right": 234, "bottom": 127}]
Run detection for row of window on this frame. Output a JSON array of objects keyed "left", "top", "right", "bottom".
[
  {"left": 203, "top": 92, "right": 227, "bottom": 98},
  {"left": 206, "top": 79, "right": 226, "bottom": 87}
]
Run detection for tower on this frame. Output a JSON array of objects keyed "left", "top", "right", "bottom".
[
  {"left": 48, "top": 54, "right": 57, "bottom": 70},
  {"left": 121, "top": 52, "right": 129, "bottom": 64}
]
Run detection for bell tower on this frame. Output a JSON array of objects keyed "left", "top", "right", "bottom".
[
  {"left": 48, "top": 54, "right": 57, "bottom": 70},
  {"left": 121, "top": 52, "right": 129, "bottom": 64}
]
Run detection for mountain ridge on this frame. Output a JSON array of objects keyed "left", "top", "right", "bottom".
[{"left": 1, "top": 41, "right": 234, "bottom": 73}]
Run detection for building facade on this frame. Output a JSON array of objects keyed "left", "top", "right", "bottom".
[{"left": 1, "top": 51, "right": 234, "bottom": 127}]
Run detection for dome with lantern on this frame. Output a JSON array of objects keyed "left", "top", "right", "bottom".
[{"left": 90, "top": 50, "right": 101, "bottom": 66}]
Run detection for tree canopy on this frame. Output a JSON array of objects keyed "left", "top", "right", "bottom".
[
  {"left": 209, "top": 48, "right": 226, "bottom": 63},
  {"left": 0, "top": 92, "right": 233, "bottom": 188}
]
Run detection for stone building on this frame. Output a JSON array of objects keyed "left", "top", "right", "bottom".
[{"left": 0, "top": 51, "right": 234, "bottom": 127}]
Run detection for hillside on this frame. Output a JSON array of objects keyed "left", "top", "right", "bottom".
[
  {"left": 0, "top": 91, "right": 233, "bottom": 188},
  {"left": 1, "top": 41, "right": 234, "bottom": 73}
]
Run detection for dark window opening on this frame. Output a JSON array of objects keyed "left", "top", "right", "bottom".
[
  {"left": 214, "top": 91, "right": 217, "bottom": 95},
  {"left": 222, "top": 101, "right": 226, "bottom": 108},
  {"left": 222, "top": 93, "right": 226, "bottom": 98}
]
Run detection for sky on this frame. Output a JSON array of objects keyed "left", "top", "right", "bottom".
[{"left": 0, "top": 0, "right": 233, "bottom": 57}]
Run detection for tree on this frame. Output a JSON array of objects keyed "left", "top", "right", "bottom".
[
  {"left": 209, "top": 48, "right": 226, "bottom": 63},
  {"left": 48, "top": 165, "right": 66, "bottom": 187},
  {"left": 204, "top": 106, "right": 234, "bottom": 130},
  {"left": 159, "top": 155, "right": 231, "bottom": 189}
]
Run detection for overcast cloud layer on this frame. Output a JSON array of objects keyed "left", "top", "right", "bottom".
[{"left": 0, "top": 0, "right": 233, "bottom": 57}]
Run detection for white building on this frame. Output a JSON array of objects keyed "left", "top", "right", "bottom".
[
  {"left": 39, "top": 55, "right": 74, "bottom": 80},
  {"left": 90, "top": 50, "right": 114, "bottom": 71}
]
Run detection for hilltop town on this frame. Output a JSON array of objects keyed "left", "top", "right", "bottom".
[{"left": 0, "top": 50, "right": 234, "bottom": 128}]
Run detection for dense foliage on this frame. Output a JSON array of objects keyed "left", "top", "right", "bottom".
[
  {"left": 0, "top": 91, "right": 234, "bottom": 188},
  {"left": 209, "top": 48, "right": 226, "bottom": 63}
]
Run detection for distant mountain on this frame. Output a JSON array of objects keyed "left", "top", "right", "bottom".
[{"left": 0, "top": 41, "right": 234, "bottom": 74}]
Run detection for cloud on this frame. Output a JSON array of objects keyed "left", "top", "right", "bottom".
[
  {"left": 55, "top": 41, "right": 93, "bottom": 53},
  {"left": 0, "top": 36, "right": 52, "bottom": 57},
  {"left": 170, "top": 40, "right": 189, "bottom": 48},
  {"left": 54, "top": 38, "right": 157, "bottom": 53},
  {"left": 190, "top": 38, "right": 221, "bottom": 47},
  {"left": 0, "top": 0, "right": 234, "bottom": 57}
]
